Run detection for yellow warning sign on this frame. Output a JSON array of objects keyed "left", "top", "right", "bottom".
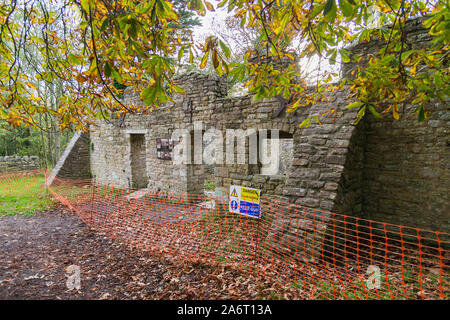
[
  {"left": 230, "top": 188, "right": 238, "bottom": 198},
  {"left": 241, "top": 187, "right": 259, "bottom": 202}
]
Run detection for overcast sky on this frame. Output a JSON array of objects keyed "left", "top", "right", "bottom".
[{"left": 193, "top": 6, "right": 230, "bottom": 43}]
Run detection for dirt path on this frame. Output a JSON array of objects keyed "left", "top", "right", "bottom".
[{"left": 0, "top": 206, "right": 298, "bottom": 300}]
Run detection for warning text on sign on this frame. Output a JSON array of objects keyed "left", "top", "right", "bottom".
[{"left": 229, "top": 185, "right": 261, "bottom": 219}]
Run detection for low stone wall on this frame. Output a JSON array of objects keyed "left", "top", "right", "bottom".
[{"left": 0, "top": 155, "right": 40, "bottom": 172}]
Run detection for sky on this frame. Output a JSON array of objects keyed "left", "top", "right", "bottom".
[{"left": 193, "top": 6, "right": 230, "bottom": 43}]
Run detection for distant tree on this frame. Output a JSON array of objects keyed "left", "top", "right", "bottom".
[{"left": 171, "top": 0, "right": 201, "bottom": 38}]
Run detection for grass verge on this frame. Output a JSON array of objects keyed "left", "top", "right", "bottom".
[{"left": 0, "top": 175, "right": 53, "bottom": 216}]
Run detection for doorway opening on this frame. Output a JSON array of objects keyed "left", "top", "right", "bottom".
[{"left": 130, "top": 134, "right": 149, "bottom": 189}]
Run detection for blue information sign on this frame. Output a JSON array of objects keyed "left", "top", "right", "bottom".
[{"left": 239, "top": 200, "right": 260, "bottom": 218}]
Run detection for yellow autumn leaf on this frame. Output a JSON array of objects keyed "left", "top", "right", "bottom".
[
  {"left": 204, "top": 1, "right": 215, "bottom": 11},
  {"left": 393, "top": 104, "right": 399, "bottom": 120}
]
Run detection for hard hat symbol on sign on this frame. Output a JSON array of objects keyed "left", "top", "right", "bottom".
[{"left": 231, "top": 200, "right": 238, "bottom": 210}]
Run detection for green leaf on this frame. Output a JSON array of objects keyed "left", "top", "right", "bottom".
[
  {"left": 178, "top": 46, "right": 185, "bottom": 61},
  {"left": 104, "top": 61, "right": 112, "bottom": 78},
  {"left": 219, "top": 40, "right": 231, "bottom": 58},
  {"left": 189, "top": 47, "right": 194, "bottom": 63},
  {"left": 346, "top": 101, "right": 364, "bottom": 109},
  {"left": 129, "top": 20, "right": 138, "bottom": 40},
  {"left": 141, "top": 86, "right": 156, "bottom": 105},
  {"left": 216, "top": 62, "right": 223, "bottom": 76},
  {"left": 415, "top": 105, "right": 426, "bottom": 122},
  {"left": 355, "top": 106, "right": 366, "bottom": 123},
  {"left": 434, "top": 72, "right": 443, "bottom": 86},
  {"left": 111, "top": 70, "right": 122, "bottom": 84},
  {"left": 368, "top": 105, "right": 381, "bottom": 118},
  {"left": 80, "top": 0, "right": 91, "bottom": 13},
  {"left": 422, "top": 17, "right": 434, "bottom": 29},
  {"left": 323, "top": 0, "right": 337, "bottom": 23},
  {"left": 67, "top": 53, "right": 83, "bottom": 65},
  {"left": 100, "top": 17, "right": 110, "bottom": 32},
  {"left": 311, "top": 2, "right": 326, "bottom": 19},
  {"left": 312, "top": 115, "right": 322, "bottom": 124},
  {"left": 339, "top": 0, "right": 354, "bottom": 18},
  {"left": 188, "top": 0, "right": 206, "bottom": 16},
  {"left": 254, "top": 86, "right": 267, "bottom": 101},
  {"left": 299, "top": 118, "right": 312, "bottom": 128},
  {"left": 339, "top": 49, "right": 351, "bottom": 63},
  {"left": 135, "top": 1, "right": 149, "bottom": 14},
  {"left": 172, "top": 85, "right": 185, "bottom": 94},
  {"left": 157, "top": 89, "right": 168, "bottom": 103}
]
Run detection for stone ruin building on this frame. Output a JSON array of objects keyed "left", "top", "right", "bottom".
[{"left": 50, "top": 18, "right": 449, "bottom": 235}]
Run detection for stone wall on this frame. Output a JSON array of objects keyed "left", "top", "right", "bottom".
[
  {"left": 208, "top": 87, "right": 361, "bottom": 213},
  {"left": 0, "top": 155, "right": 40, "bottom": 172},
  {"left": 90, "top": 73, "right": 229, "bottom": 192},
  {"left": 47, "top": 132, "right": 91, "bottom": 185},
  {"left": 340, "top": 16, "right": 450, "bottom": 232},
  {"left": 362, "top": 102, "right": 449, "bottom": 232}
]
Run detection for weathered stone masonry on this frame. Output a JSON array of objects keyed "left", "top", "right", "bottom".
[
  {"left": 341, "top": 17, "right": 450, "bottom": 232},
  {"left": 47, "top": 132, "right": 90, "bottom": 186},
  {"left": 0, "top": 155, "right": 40, "bottom": 172},
  {"left": 54, "top": 19, "right": 449, "bottom": 236}
]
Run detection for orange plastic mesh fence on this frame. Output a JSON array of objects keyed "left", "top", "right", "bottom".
[
  {"left": 0, "top": 169, "right": 47, "bottom": 197},
  {"left": 0, "top": 168, "right": 46, "bottom": 181},
  {"left": 1, "top": 170, "right": 448, "bottom": 299}
]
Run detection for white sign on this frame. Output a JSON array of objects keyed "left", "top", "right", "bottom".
[{"left": 229, "top": 185, "right": 261, "bottom": 218}]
